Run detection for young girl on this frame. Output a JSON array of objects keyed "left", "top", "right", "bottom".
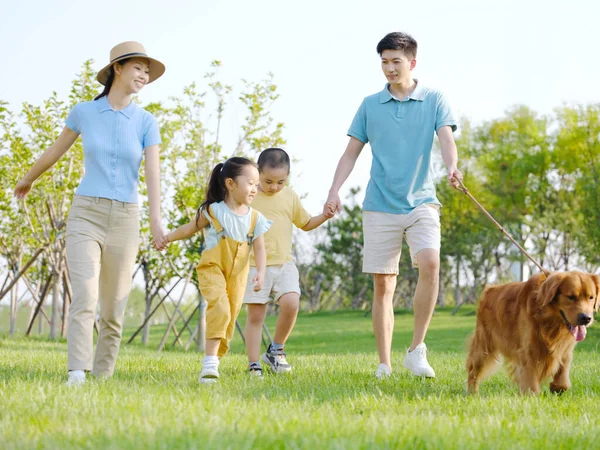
[
  {"left": 243, "top": 148, "right": 335, "bottom": 376},
  {"left": 14, "top": 41, "right": 168, "bottom": 386},
  {"left": 166, "top": 157, "right": 271, "bottom": 383}
]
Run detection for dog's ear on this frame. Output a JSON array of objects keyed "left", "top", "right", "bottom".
[
  {"left": 592, "top": 274, "right": 600, "bottom": 312},
  {"left": 538, "top": 273, "right": 567, "bottom": 308}
]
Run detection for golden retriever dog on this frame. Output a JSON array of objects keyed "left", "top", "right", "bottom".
[{"left": 466, "top": 271, "right": 599, "bottom": 394}]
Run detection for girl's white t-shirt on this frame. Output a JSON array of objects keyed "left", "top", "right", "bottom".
[{"left": 202, "top": 201, "right": 271, "bottom": 251}]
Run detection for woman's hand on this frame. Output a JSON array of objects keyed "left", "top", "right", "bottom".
[{"left": 14, "top": 178, "right": 33, "bottom": 199}]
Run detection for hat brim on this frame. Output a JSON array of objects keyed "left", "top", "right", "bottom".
[{"left": 96, "top": 55, "right": 165, "bottom": 86}]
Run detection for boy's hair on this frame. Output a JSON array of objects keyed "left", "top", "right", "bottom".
[
  {"left": 257, "top": 148, "right": 290, "bottom": 173},
  {"left": 197, "top": 156, "right": 256, "bottom": 226},
  {"left": 376, "top": 32, "right": 417, "bottom": 59}
]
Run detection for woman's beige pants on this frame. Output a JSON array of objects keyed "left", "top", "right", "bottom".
[{"left": 65, "top": 196, "right": 139, "bottom": 376}]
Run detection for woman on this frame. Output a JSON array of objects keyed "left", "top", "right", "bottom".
[{"left": 14, "top": 41, "right": 169, "bottom": 385}]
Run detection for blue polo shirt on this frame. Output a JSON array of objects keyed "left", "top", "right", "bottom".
[
  {"left": 65, "top": 96, "right": 162, "bottom": 203},
  {"left": 348, "top": 81, "right": 457, "bottom": 214}
]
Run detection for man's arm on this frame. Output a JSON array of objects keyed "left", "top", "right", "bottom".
[
  {"left": 326, "top": 137, "right": 366, "bottom": 212},
  {"left": 438, "top": 126, "right": 462, "bottom": 188}
]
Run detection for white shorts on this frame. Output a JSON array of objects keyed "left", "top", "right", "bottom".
[
  {"left": 362, "top": 204, "right": 441, "bottom": 274},
  {"left": 243, "top": 261, "right": 301, "bottom": 304}
]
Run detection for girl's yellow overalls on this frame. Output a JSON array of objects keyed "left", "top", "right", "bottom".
[{"left": 197, "top": 207, "right": 258, "bottom": 357}]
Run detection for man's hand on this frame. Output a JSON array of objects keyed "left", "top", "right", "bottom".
[
  {"left": 447, "top": 167, "right": 463, "bottom": 189},
  {"left": 326, "top": 191, "right": 342, "bottom": 214}
]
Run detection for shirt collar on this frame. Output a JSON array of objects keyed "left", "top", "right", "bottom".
[
  {"left": 379, "top": 79, "right": 425, "bottom": 103},
  {"left": 97, "top": 95, "right": 135, "bottom": 119}
]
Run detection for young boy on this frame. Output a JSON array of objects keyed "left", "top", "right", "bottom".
[{"left": 243, "top": 148, "right": 335, "bottom": 376}]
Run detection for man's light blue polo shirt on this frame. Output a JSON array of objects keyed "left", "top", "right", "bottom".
[
  {"left": 65, "top": 96, "right": 162, "bottom": 203},
  {"left": 348, "top": 81, "right": 457, "bottom": 214}
]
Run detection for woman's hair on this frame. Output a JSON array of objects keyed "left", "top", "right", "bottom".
[
  {"left": 196, "top": 157, "right": 256, "bottom": 226},
  {"left": 257, "top": 147, "right": 290, "bottom": 173},
  {"left": 94, "top": 59, "right": 130, "bottom": 101}
]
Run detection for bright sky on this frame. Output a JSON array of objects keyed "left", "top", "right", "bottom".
[{"left": 2, "top": 0, "right": 599, "bottom": 215}]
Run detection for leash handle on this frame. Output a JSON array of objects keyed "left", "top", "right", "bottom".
[{"left": 455, "top": 178, "right": 550, "bottom": 276}]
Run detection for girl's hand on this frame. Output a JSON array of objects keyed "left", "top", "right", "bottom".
[
  {"left": 14, "top": 178, "right": 33, "bottom": 199},
  {"left": 252, "top": 271, "right": 265, "bottom": 292}
]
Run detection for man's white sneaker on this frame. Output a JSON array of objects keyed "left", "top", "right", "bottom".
[
  {"left": 66, "top": 370, "right": 86, "bottom": 386},
  {"left": 403, "top": 343, "right": 436, "bottom": 377},
  {"left": 375, "top": 363, "right": 392, "bottom": 379},
  {"left": 198, "top": 361, "right": 219, "bottom": 384}
]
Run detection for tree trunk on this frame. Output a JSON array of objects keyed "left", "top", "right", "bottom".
[
  {"left": 61, "top": 274, "right": 69, "bottom": 338},
  {"left": 142, "top": 292, "right": 152, "bottom": 346},
  {"left": 196, "top": 295, "right": 206, "bottom": 353},
  {"left": 454, "top": 258, "right": 462, "bottom": 307},
  {"left": 50, "top": 268, "right": 61, "bottom": 340},
  {"left": 9, "top": 278, "right": 17, "bottom": 336},
  {"left": 437, "top": 266, "right": 445, "bottom": 307}
]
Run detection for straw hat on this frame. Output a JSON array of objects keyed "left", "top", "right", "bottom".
[{"left": 97, "top": 41, "right": 165, "bottom": 86}]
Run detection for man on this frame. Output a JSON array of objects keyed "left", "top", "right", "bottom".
[{"left": 326, "top": 32, "right": 461, "bottom": 378}]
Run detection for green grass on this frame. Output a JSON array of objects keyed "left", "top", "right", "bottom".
[{"left": 1, "top": 307, "right": 600, "bottom": 449}]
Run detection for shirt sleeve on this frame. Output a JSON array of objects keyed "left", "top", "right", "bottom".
[
  {"left": 143, "top": 112, "right": 162, "bottom": 149},
  {"left": 291, "top": 190, "right": 312, "bottom": 229},
  {"left": 347, "top": 99, "right": 368, "bottom": 143},
  {"left": 65, "top": 103, "right": 82, "bottom": 134},
  {"left": 435, "top": 93, "right": 457, "bottom": 133},
  {"left": 253, "top": 211, "right": 272, "bottom": 239}
]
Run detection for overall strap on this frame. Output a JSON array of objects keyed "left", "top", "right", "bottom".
[
  {"left": 204, "top": 205, "right": 225, "bottom": 239},
  {"left": 247, "top": 209, "right": 259, "bottom": 245}
]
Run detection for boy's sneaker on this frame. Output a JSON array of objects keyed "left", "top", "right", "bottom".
[
  {"left": 66, "top": 370, "right": 86, "bottom": 386},
  {"left": 248, "top": 363, "right": 263, "bottom": 378},
  {"left": 375, "top": 363, "right": 392, "bottom": 379},
  {"left": 198, "top": 360, "right": 219, "bottom": 384},
  {"left": 403, "top": 343, "right": 436, "bottom": 378},
  {"left": 262, "top": 344, "right": 292, "bottom": 374}
]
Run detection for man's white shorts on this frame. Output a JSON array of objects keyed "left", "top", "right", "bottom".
[{"left": 362, "top": 204, "right": 441, "bottom": 275}]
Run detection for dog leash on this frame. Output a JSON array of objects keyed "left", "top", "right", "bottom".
[{"left": 455, "top": 178, "right": 551, "bottom": 276}]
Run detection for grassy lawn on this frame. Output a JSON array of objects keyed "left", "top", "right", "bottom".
[{"left": 1, "top": 307, "right": 599, "bottom": 449}]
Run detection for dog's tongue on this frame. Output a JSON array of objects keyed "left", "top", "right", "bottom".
[{"left": 571, "top": 325, "right": 587, "bottom": 342}]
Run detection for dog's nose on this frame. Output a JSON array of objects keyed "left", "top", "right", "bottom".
[{"left": 577, "top": 313, "right": 592, "bottom": 325}]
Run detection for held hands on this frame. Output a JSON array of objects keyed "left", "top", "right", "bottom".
[
  {"left": 447, "top": 166, "right": 463, "bottom": 189},
  {"left": 252, "top": 270, "right": 265, "bottom": 292},
  {"left": 323, "top": 201, "right": 337, "bottom": 219},
  {"left": 325, "top": 191, "right": 342, "bottom": 215},
  {"left": 14, "top": 178, "right": 33, "bottom": 199},
  {"left": 151, "top": 220, "right": 170, "bottom": 251}
]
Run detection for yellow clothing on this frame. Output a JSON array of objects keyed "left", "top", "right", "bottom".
[
  {"left": 250, "top": 187, "right": 311, "bottom": 266},
  {"left": 196, "top": 207, "right": 258, "bottom": 358}
]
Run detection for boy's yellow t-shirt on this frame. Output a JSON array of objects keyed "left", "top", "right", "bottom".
[{"left": 250, "top": 187, "right": 312, "bottom": 266}]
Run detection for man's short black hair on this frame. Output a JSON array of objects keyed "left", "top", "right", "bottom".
[{"left": 376, "top": 32, "right": 417, "bottom": 59}]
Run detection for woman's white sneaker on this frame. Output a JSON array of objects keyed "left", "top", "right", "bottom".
[{"left": 66, "top": 370, "right": 86, "bottom": 386}]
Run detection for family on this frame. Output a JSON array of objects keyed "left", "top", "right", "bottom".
[{"left": 14, "top": 32, "right": 462, "bottom": 386}]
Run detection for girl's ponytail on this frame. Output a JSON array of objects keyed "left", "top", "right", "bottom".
[{"left": 197, "top": 162, "right": 225, "bottom": 226}]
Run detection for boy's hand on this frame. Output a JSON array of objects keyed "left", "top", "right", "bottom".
[
  {"left": 323, "top": 202, "right": 336, "bottom": 219},
  {"left": 326, "top": 191, "right": 342, "bottom": 214},
  {"left": 252, "top": 271, "right": 265, "bottom": 292}
]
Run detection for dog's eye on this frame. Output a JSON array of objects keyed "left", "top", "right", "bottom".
[
  {"left": 568, "top": 295, "right": 577, "bottom": 301},
  {"left": 591, "top": 296, "right": 596, "bottom": 302}
]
